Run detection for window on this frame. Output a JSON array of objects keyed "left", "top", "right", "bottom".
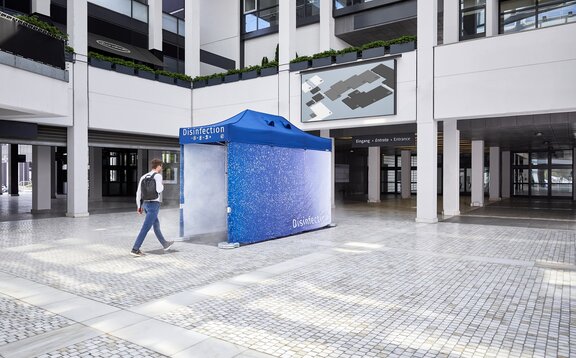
[
  {"left": 243, "top": 0, "right": 279, "bottom": 34},
  {"left": 297, "top": 0, "right": 320, "bottom": 19},
  {"left": 460, "top": 0, "right": 486, "bottom": 40},
  {"left": 500, "top": 0, "right": 576, "bottom": 34}
]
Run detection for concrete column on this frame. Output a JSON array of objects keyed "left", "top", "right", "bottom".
[
  {"left": 278, "top": 0, "right": 296, "bottom": 119},
  {"left": 31, "top": 0, "right": 51, "bottom": 16},
  {"left": 501, "top": 150, "right": 510, "bottom": 198},
  {"left": 320, "top": 129, "right": 335, "bottom": 208},
  {"left": 67, "top": 0, "right": 89, "bottom": 217},
  {"left": 471, "top": 140, "right": 485, "bottom": 206},
  {"left": 9, "top": 144, "right": 18, "bottom": 196},
  {"left": 319, "top": 0, "right": 335, "bottom": 49},
  {"left": 51, "top": 148, "right": 57, "bottom": 198},
  {"left": 185, "top": 0, "right": 200, "bottom": 77},
  {"left": 416, "top": 0, "right": 438, "bottom": 223},
  {"left": 486, "top": 0, "right": 499, "bottom": 37},
  {"left": 32, "top": 146, "right": 51, "bottom": 212},
  {"left": 89, "top": 147, "right": 103, "bottom": 201},
  {"left": 367, "top": 146, "right": 381, "bottom": 203},
  {"left": 148, "top": 0, "right": 163, "bottom": 51},
  {"left": 443, "top": 0, "right": 460, "bottom": 44},
  {"left": 489, "top": 146, "right": 500, "bottom": 201},
  {"left": 573, "top": 148, "right": 576, "bottom": 201},
  {"left": 401, "top": 150, "right": 411, "bottom": 199},
  {"left": 443, "top": 120, "right": 460, "bottom": 216}
]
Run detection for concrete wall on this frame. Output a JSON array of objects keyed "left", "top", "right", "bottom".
[
  {"left": 245, "top": 33, "right": 280, "bottom": 67},
  {"left": 435, "top": 23, "right": 576, "bottom": 120},
  {"left": 200, "top": 0, "right": 241, "bottom": 69},
  {"left": 88, "top": 67, "right": 191, "bottom": 136},
  {"left": 192, "top": 75, "right": 279, "bottom": 125}
]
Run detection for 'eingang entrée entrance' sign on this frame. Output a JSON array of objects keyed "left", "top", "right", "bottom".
[{"left": 351, "top": 133, "right": 415, "bottom": 147}]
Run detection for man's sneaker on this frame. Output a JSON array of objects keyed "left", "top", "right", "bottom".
[
  {"left": 163, "top": 241, "right": 175, "bottom": 251},
  {"left": 130, "top": 249, "right": 145, "bottom": 257}
]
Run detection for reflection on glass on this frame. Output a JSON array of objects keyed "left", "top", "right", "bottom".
[
  {"left": 132, "top": 1, "right": 148, "bottom": 23},
  {"left": 530, "top": 152, "right": 548, "bottom": 165},
  {"left": 551, "top": 150, "right": 572, "bottom": 165},
  {"left": 513, "top": 152, "right": 529, "bottom": 166},
  {"left": 109, "top": 170, "right": 118, "bottom": 182},
  {"left": 514, "top": 184, "right": 529, "bottom": 195},
  {"left": 163, "top": 13, "right": 178, "bottom": 33}
]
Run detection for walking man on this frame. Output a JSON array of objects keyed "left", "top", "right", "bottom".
[{"left": 131, "top": 158, "right": 174, "bottom": 256}]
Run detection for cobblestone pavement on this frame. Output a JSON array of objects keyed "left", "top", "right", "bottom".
[{"left": 0, "top": 203, "right": 574, "bottom": 357}]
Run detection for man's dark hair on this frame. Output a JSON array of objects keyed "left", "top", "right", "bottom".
[{"left": 151, "top": 159, "right": 163, "bottom": 170}]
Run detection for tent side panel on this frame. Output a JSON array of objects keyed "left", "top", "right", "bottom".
[
  {"left": 182, "top": 143, "right": 228, "bottom": 238},
  {"left": 227, "top": 142, "right": 331, "bottom": 244}
]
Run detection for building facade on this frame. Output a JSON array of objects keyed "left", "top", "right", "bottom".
[{"left": 0, "top": 0, "right": 575, "bottom": 221}]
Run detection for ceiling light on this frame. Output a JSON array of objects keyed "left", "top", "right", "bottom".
[{"left": 535, "top": 132, "right": 543, "bottom": 137}]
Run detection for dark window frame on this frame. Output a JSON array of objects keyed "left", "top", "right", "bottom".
[
  {"left": 459, "top": 0, "right": 487, "bottom": 40},
  {"left": 499, "top": 0, "right": 576, "bottom": 34}
]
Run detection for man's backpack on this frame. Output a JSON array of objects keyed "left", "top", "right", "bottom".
[{"left": 141, "top": 173, "right": 158, "bottom": 200}]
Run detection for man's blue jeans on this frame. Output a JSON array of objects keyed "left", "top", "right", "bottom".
[{"left": 133, "top": 201, "right": 167, "bottom": 250}]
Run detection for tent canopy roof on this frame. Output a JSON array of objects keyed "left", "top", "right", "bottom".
[{"left": 180, "top": 110, "right": 331, "bottom": 151}]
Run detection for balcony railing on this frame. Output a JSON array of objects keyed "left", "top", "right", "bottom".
[
  {"left": 0, "top": 11, "right": 65, "bottom": 69},
  {"left": 88, "top": 0, "right": 148, "bottom": 23}
]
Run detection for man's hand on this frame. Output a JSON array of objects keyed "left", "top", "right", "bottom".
[{"left": 137, "top": 207, "right": 143, "bottom": 214}]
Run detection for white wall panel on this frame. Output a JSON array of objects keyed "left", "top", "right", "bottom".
[
  {"left": 295, "top": 24, "right": 321, "bottom": 59},
  {"left": 88, "top": 68, "right": 191, "bottom": 136},
  {"left": 192, "top": 76, "right": 279, "bottom": 126},
  {"left": 435, "top": 23, "right": 576, "bottom": 119},
  {"left": 0, "top": 64, "right": 69, "bottom": 120},
  {"left": 244, "top": 34, "right": 280, "bottom": 67}
]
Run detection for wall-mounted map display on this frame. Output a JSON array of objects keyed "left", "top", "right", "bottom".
[{"left": 301, "top": 59, "right": 396, "bottom": 122}]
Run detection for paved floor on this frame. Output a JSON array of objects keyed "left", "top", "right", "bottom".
[{"left": 0, "top": 201, "right": 575, "bottom": 357}]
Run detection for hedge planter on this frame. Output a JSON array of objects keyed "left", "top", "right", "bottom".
[
  {"left": 361, "top": 46, "right": 386, "bottom": 60},
  {"left": 89, "top": 57, "right": 113, "bottom": 70},
  {"left": 207, "top": 77, "right": 224, "bottom": 86},
  {"left": 289, "top": 60, "right": 310, "bottom": 71},
  {"left": 224, "top": 73, "right": 240, "bottom": 83},
  {"left": 335, "top": 52, "right": 358, "bottom": 64},
  {"left": 137, "top": 69, "right": 155, "bottom": 80},
  {"left": 157, "top": 74, "right": 175, "bottom": 84},
  {"left": 260, "top": 67, "right": 278, "bottom": 77},
  {"left": 176, "top": 78, "right": 191, "bottom": 88},
  {"left": 114, "top": 64, "right": 135, "bottom": 75},
  {"left": 311, "top": 56, "right": 333, "bottom": 68},
  {"left": 192, "top": 80, "right": 207, "bottom": 89},
  {"left": 241, "top": 70, "right": 259, "bottom": 80},
  {"left": 389, "top": 41, "right": 415, "bottom": 55},
  {"left": 65, "top": 52, "right": 74, "bottom": 62}
]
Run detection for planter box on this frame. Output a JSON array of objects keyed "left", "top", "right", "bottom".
[
  {"left": 176, "top": 78, "right": 191, "bottom": 88},
  {"left": 241, "top": 70, "right": 259, "bottom": 80},
  {"left": 192, "top": 80, "right": 207, "bottom": 89},
  {"left": 389, "top": 41, "right": 415, "bottom": 55},
  {"left": 311, "top": 56, "right": 333, "bottom": 68},
  {"left": 157, "top": 74, "right": 175, "bottom": 84},
  {"left": 361, "top": 47, "right": 386, "bottom": 60},
  {"left": 207, "top": 77, "right": 224, "bottom": 86},
  {"left": 114, "top": 64, "right": 135, "bottom": 75},
  {"left": 260, "top": 67, "right": 278, "bottom": 77},
  {"left": 64, "top": 52, "right": 74, "bottom": 62},
  {"left": 335, "top": 52, "right": 358, "bottom": 64},
  {"left": 224, "top": 73, "right": 240, "bottom": 83},
  {"left": 89, "top": 57, "right": 113, "bottom": 70},
  {"left": 289, "top": 60, "right": 310, "bottom": 71},
  {"left": 137, "top": 69, "right": 155, "bottom": 80}
]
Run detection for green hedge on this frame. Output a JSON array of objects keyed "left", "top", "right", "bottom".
[{"left": 16, "top": 15, "right": 68, "bottom": 41}]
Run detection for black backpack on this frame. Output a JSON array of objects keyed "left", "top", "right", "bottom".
[{"left": 141, "top": 173, "right": 158, "bottom": 200}]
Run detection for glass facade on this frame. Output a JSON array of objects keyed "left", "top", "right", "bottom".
[
  {"left": 511, "top": 150, "right": 573, "bottom": 197},
  {"left": 89, "top": 0, "right": 149, "bottom": 23},
  {"left": 460, "top": 0, "right": 486, "bottom": 40},
  {"left": 500, "top": 0, "right": 576, "bottom": 34},
  {"left": 243, "top": 0, "right": 320, "bottom": 34}
]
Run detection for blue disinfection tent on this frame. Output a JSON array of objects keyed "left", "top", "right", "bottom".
[{"left": 179, "top": 109, "right": 332, "bottom": 245}]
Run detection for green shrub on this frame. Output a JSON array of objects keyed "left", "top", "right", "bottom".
[
  {"left": 290, "top": 55, "right": 312, "bottom": 64},
  {"left": 261, "top": 60, "right": 278, "bottom": 69},
  {"left": 16, "top": 15, "right": 68, "bottom": 41},
  {"left": 312, "top": 49, "right": 338, "bottom": 59}
]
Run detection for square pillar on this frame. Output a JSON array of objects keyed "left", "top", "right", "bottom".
[
  {"left": 185, "top": 0, "right": 200, "bottom": 77},
  {"left": 278, "top": 0, "right": 296, "bottom": 119},
  {"left": 489, "top": 146, "right": 500, "bottom": 201},
  {"left": 443, "top": 0, "right": 460, "bottom": 44},
  {"left": 486, "top": 0, "right": 499, "bottom": 37},
  {"left": 0, "top": 144, "right": 3, "bottom": 195},
  {"left": 31, "top": 0, "right": 51, "bottom": 16},
  {"left": 9, "top": 144, "right": 19, "bottom": 196},
  {"left": 32, "top": 145, "right": 52, "bottom": 212},
  {"left": 443, "top": 120, "right": 460, "bottom": 216},
  {"left": 67, "top": 0, "right": 89, "bottom": 217},
  {"left": 401, "top": 150, "right": 411, "bottom": 199},
  {"left": 471, "top": 140, "right": 485, "bottom": 206},
  {"left": 368, "top": 146, "right": 381, "bottom": 203},
  {"left": 320, "top": 0, "right": 335, "bottom": 49},
  {"left": 148, "top": 0, "right": 163, "bottom": 52},
  {"left": 89, "top": 147, "right": 103, "bottom": 201},
  {"left": 320, "top": 129, "right": 335, "bottom": 208},
  {"left": 501, "top": 151, "right": 510, "bottom": 198}
]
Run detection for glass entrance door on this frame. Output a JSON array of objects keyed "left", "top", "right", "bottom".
[{"left": 511, "top": 150, "right": 573, "bottom": 198}]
